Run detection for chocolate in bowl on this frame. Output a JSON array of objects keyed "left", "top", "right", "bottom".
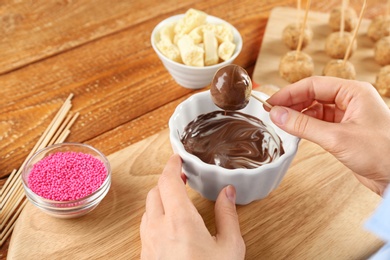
[
  {"left": 169, "top": 90, "right": 300, "bottom": 205},
  {"left": 180, "top": 110, "right": 284, "bottom": 169}
]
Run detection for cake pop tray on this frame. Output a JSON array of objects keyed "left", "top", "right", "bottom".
[{"left": 252, "top": 6, "right": 389, "bottom": 107}]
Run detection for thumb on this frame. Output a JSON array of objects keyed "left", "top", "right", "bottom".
[
  {"left": 269, "top": 106, "right": 333, "bottom": 145},
  {"left": 214, "top": 186, "right": 244, "bottom": 250}
]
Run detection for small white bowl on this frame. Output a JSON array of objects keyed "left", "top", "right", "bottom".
[
  {"left": 151, "top": 14, "right": 243, "bottom": 89},
  {"left": 169, "top": 91, "right": 300, "bottom": 205}
]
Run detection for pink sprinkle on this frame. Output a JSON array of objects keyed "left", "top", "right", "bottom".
[{"left": 28, "top": 151, "right": 107, "bottom": 201}]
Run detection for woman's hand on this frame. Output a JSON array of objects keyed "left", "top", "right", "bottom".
[
  {"left": 140, "top": 154, "right": 245, "bottom": 260},
  {"left": 267, "top": 76, "right": 390, "bottom": 196}
]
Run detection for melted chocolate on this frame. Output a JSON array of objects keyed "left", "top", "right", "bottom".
[
  {"left": 210, "top": 64, "right": 252, "bottom": 111},
  {"left": 180, "top": 111, "right": 285, "bottom": 169}
]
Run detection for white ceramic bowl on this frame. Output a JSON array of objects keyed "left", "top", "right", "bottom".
[
  {"left": 151, "top": 14, "right": 243, "bottom": 89},
  {"left": 169, "top": 91, "right": 300, "bottom": 205}
]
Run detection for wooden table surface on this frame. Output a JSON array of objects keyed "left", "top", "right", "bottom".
[{"left": 0, "top": 0, "right": 387, "bottom": 259}]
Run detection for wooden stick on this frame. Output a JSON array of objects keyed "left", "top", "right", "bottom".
[
  {"left": 297, "top": 0, "right": 301, "bottom": 23},
  {"left": 0, "top": 169, "right": 17, "bottom": 198},
  {"left": 0, "top": 184, "right": 24, "bottom": 226},
  {"left": 0, "top": 94, "right": 74, "bottom": 206},
  {"left": 0, "top": 93, "right": 77, "bottom": 244},
  {"left": 343, "top": 0, "right": 366, "bottom": 64},
  {"left": 0, "top": 220, "right": 16, "bottom": 247},
  {"left": 340, "top": 0, "right": 346, "bottom": 37},
  {"left": 48, "top": 114, "right": 73, "bottom": 146},
  {"left": 0, "top": 200, "right": 27, "bottom": 247},
  {"left": 296, "top": 0, "right": 311, "bottom": 53},
  {"left": 0, "top": 180, "right": 23, "bottom": 212},
  {"left": 251, "top": 94, "right": 273, "bottom": 109}
]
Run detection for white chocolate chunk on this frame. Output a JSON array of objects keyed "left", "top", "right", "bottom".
[
  {"left": 188, "top": 26, "right": 204, "bottom": 44},
  {"left": 155, "top": 9, "right": 236, "bottom": 67},
  {"left": 156, "top": 41, "right": 182, "bottom": 63},
  {"left": 218, "top": 41, "right": 236, "bottom": 61},
  {"left": 177, "top": 35, "right": 204, "bottom": 66},
  {"left": 203, "top": 23, "right": 234, "bottom": 43},
  {"left": 203, "top": 30, "right": 219, "bottom": 66},
  {"left": 159, "top": 22, "right": 176, "bottom": 44}
]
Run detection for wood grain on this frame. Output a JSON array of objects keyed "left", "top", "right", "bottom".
[
  {"left": 8, "top": 129, "right": 382, "bottom": 259},
  {"left": 0, "top": 0, "right": 387, "bottom": 258}
]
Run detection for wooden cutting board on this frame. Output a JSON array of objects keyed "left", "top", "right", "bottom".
[
  {"left": 8, "top": 127, "right": 383, "bottom": 259},
  {"left": 8, "top": 7, "right": 387, "bottom": 260},
  {"left": 253, "top": 6, "right": 390, "bottom": 107}
]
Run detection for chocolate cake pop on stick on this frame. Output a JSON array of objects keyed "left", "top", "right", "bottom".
[
  {"left": 279, "top": 0, "right": 314, "bottom": 83},
  {"left": 210, "top": 64, "right": 272, "bottom": 111},
  {"left": 282, "top": 0, "right": 313, "bottom": 50},
  {"left": 325, "top": 0, "right": 357, "bottom": 59},
  {"left": 323, "top": 0, "right": 366, "bottom": 79}
]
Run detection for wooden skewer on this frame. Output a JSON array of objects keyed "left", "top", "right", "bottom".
[
  {"left": 251, "top": 94, "right": 273, "bottom": 109},
  {"left": 0, "top": 94, "right": 74, "bottom": 205},
  {"left": 0, "top": 200, "right": 27, "bottom": 247},
  {"left": 0, "top": 93, "right": 78, "bottom": 247},
  {"left": 48, "top": 114, "right": 73, "bottom": 146},
  {"left": 296, "top": 0, "right": 311, "bottom": 53},
  {"left": 296, "top": 0, "right": 301, "bottom": 24},
  {"left": 343, "top": 0, "right": 366, "bottom": 64},
  {"left": 340, "top": 0, "right": 346, "bottom": 37},
  {"left": 0, "top": 169, "right": 16, "bottom": 198},
  {"left": 0, "top": 183, "right": 24, "bottom": 225}
]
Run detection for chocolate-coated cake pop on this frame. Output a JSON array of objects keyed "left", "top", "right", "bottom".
[{"left": 210, "top": 64, "right": 252, "bottom": 111}]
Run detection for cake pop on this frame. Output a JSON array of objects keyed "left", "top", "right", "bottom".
[
  {"left": 210, "top": 64, "right": 272, "bottom": 110},
  {"left": 279, "top": 51, "right": 314, "bottom": 83},
  {"left": 323, "top": 0, "right": 366, "bottom": 80},
  {"left": 375, "top": 65, "right": 390, "bottom": 97},
  {"left": 279, "top": 0, "right": 313, "bottom": 83},
  {"left": 282, "top": 23, "right": 313, "bottom": 50},
  {"left": 328, "top": 6, "right": 357, "bottom": 32},
  {"left": 374, "top": 36, "right": 390, "bottom": 66},
  {"left": 323, "top": 59, "right": 356, "bottom": 79},
  {"left": 325, "top": 31, "right": 357, "bottom": 59},
  {"left": 210, "top": 64, "right": 252, "bottom": 110},
  {"left": 367, "top": 16, "right": 390, "bottom": 42}
]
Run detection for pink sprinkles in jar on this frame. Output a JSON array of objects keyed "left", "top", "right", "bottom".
[{"left": 28, "top": 151, "right": 107, "bottom": 201}]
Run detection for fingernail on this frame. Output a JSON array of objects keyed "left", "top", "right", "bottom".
[
  {"left": 270, "top": 106, "right": 288, "bottom": 125},
  {"left": 225, "top": 185, "right": 236, "bottom": 204}
]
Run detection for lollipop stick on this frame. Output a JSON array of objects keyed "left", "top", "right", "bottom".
[
  {"left": 340, "top": 0, "right": 346, "bottom": 37},
  {"left": 296, "top": 0, "right": 311, "bottom": 53},
  {"left": 297, "top": 0, "right": 301, "bottom": 23},
  {"left": 343, "top": 0, "right": 366, "bottom": 64},
  {"left": 251, "top": 94, "right": 273, "bottom": 109}
]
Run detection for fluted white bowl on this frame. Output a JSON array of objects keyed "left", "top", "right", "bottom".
[
  {"left": 151, "top": 14, "right": 242, "bottom": 89},
  {"left": 169, "top": 90, "right": 300, "bottom": 205}
]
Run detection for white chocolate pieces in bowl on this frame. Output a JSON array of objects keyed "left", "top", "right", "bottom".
[{"left": 151, "top": 9, "right": 242, "bottom": 89}]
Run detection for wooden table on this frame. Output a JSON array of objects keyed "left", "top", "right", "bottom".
[{"left": 0, "top": 0, "right": 388, "bottom": 259}]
